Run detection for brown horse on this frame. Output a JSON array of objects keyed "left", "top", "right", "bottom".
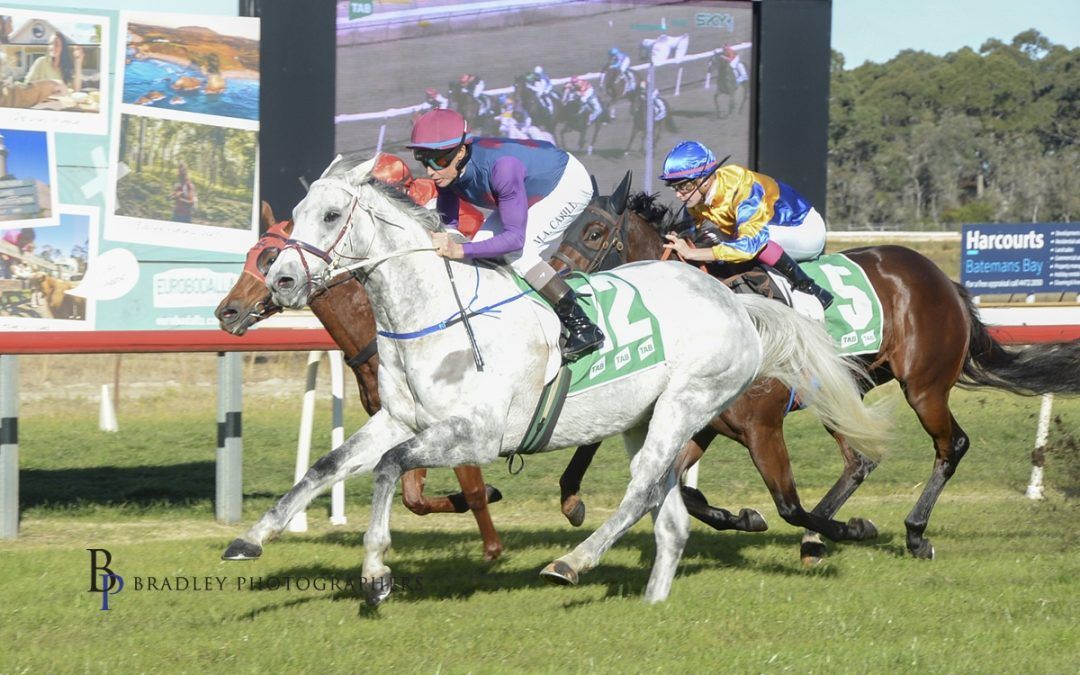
[
  {"left": 552, "top": 176, "right": 1080, "bottom": 563},
  {"left": 215, "top": 203, "right": 504, "bottom": 561}
]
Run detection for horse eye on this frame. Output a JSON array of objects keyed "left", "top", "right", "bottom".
[
  {"left": 256, "top": 247, "right": 279, "bottom": 274},
  {"left": 324, "top": 210, "right": 340, "bottom": 223},
  {"left": 587, "top": 229, "right": 602, "bottom": 241}
]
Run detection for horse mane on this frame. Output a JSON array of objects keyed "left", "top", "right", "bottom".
[
  {"left": 626, "top": 191, "right": 683, "bottom": 234},
  {"left": 322, "top": 154, "right": 442, "bottom": 233},
  {"left": 365, "top": 178, "right": 442, "bottom": 232}
]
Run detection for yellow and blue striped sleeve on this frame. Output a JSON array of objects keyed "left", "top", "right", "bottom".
[{"left": 709, "top": 170, "right": 772, "bottom": 263}]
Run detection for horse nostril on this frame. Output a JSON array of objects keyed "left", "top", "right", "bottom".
[
  {"left": 219, "top": 307, "right": 237, "bottom": 321},
  {"left": 275, "top": 276, "right": 295, "bottom": 291}
]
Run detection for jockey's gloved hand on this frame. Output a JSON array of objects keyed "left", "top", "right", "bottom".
[{"left": 694, "top": 227, "right": 723, "bottom": 247}]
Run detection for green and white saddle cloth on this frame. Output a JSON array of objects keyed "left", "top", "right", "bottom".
[
  {"left": 794, "top": 254, "right": 884, "bottom": 356},
  {"left": 516, "top": 270, "right": 667, "bottom": 397}
]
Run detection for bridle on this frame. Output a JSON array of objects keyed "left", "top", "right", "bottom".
[
  {"left": 276, "top": 177, "right": 436, "bottom": 297},
  {"left": 551, "top": 202, "right": 632, "bottom": 274}
]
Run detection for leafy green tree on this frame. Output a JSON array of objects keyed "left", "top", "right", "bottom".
[{"left": 828, "top": 31, "right": 1077, "bottom": 228}]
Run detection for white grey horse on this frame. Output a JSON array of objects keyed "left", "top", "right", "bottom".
[{"left": 229, "top": 155, "right": 890, "bottom": 606}]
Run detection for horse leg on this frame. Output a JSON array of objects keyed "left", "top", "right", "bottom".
[
  {"left": 800, "top": 430, "right": 879, "bottom": 565},
  {"left": 559, "top": 442, "right": 601, "bottom": 526},
  {"left": 222, "top": 410, "right": 411, "bottom": 560},
  {"left": 451, "top": 465, "right": 503, "bottom": 562},
  {"left": 903, "top": 387, "right": 970, "bottom": 559},
  {"left": 400, "top": 469, "right": 431, "bottom": 515},
  {"left": 541, "top": 385, "right": 730, "bottom": 602},
  {"left": 679, "top": 426, "right": 768, "bottom": 532},
  {"left": 400, "top": 465, "right": 503, "bottom": 561},
  {"left": 362, "top": 416, "right": 503, "bottom": 606},
  {"left": 646, "top": 465, "right": 689, "bottom": 603},
  {"left": 745, "top": 423, "right": 879, "bottom": 549}
]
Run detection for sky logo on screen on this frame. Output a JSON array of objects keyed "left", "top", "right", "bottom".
[
  {"left": 964, "top": 228, "right": 1044, "bottom": 256},
  {"left": 88, "top": 548, "right": 124, "bottom": 611}
]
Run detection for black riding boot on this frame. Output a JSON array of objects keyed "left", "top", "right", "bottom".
[
  {"left": 533, "top": 272, "right": 604, "bottom": 362},
  {"left": 771, "top": 251, "right": 834, "bottom": 309}
]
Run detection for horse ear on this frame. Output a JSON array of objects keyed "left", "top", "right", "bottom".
[
  {"left": 590, "top": 174, "right": 600, "bottom": 200},
  {"left": 610, "top": 170, "right": 633, "bottom": 214},
  {"left": 260, "top": 201, "right": 275, "bottom": 230},
  {"left": 344, "top": 156, "right": 379, "bottom": 184},
  {"left": 319, "top": 154, "right": 345, "bottom": 179}
]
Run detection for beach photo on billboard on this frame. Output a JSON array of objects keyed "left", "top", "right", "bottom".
[
  {"left": 106, "top": 111, "right": 258, "bottom": 253},
  {"left": 0, "top": 127, "right": 59, "bottom": 229},
  {"left": 0, "top": 204, "right": 97, "bottom": 331},
  {"left": 0, "top": 9, "right": 110, "bottom": 135},
  {"left": 333, "top": 0, "right": 753, "bottom": 196},
  {"left": 119, "top": 11, "right": 258, "bottom": 124}
]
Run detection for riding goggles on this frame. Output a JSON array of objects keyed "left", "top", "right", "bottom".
[
  {"left": 664, "top": 176, "right": 703, "bottom": 195},
  {"left": 413, "top": 132, "right": 467, "bottom": 170},
  {"left": 414, "top": 147, "right": 458, "bottom": 170}
]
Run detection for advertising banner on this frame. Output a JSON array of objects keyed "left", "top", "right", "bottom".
[
  {"left": 960, "top": 223, "right": 1080, "bottom": 295},
  {"left": 0, "top": 3, "right": 258, "bottom": 337}
]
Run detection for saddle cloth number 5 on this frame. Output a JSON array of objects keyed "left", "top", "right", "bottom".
[{"left": 818, "top": 264, "right": 873, "bottom": 330}]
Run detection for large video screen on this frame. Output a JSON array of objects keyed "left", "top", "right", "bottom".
[{"left": 335, "top": 0, "right": 754, "bottom": 199}]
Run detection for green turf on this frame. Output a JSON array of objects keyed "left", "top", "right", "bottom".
[{"left": 2, "top": 385, "right": 1078, "bottom": 673}]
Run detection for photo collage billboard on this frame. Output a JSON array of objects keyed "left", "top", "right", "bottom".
[{"left": 0, "top": 2, "right": 258, "bottom": 334}]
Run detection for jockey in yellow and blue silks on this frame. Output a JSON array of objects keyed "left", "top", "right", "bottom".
[
  {"left": 659, "top": 140, "right": 834, "bottom": 309},
  {"left": 408, "top": 108, "right": 603, "bottom": 361}
]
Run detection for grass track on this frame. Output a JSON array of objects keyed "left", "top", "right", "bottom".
[{"left": 2, "top": 385, "right": 1079, "bottom": 673}]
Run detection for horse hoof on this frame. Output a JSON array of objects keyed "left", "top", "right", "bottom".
[
  {"left": 486, "top": 484, "right": 503, "bottom": 504},
  {"left": 848, "top": 517, "right": 879, "bottom": 540},
  {"left": 540, "top": 560, "right": 578, "bottom": 586},
  {"left": 221, "top": 538, "right": 262, "bottom": 561},
  {"left": 909, "top": 540, "right": 935, "bottom": 560},
  {"left": 800, "top": 540, "right": 828, "bottom": 566},
  {"left": 362, "top": 570, "right": 394, "bottom": 607},
  {"left": 739, "top": 508, "right": 769, "bottom": 532},
  {"left": 565, "top": 500, "right": 586, "bottom": 528}
]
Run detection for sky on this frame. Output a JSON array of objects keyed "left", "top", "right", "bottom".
[
  {"left": 0, "top": 129, "right": 50, "bottom": 184},
  {"left": 832, "top": 0, "right": 1080, "bottom": 68}
]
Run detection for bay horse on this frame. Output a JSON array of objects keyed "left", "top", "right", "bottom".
[
  {"left": 556, "top": 95, "right": 609, "bottom": 155},
  {"left": 709, "top": 52, "right": 747, "bottom": 119},
  {"left": 552, "top": 179, "right": 1080, "bottom": 562},
  {"left": 214, "top": 203, "right": 505, "bottom": 561},
  {"left": 239, "top": 154, "right": 889, "bottom": 605},
  {"left": 514, "top": 74, "right": 560, "bottom": 133},
  {"left": 447, "top": 82, "right": 496, "bottom": 136}
]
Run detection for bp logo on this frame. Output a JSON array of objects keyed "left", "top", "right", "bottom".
[{"left": 88, "top": 548, "right": 124, "bottom": 610}]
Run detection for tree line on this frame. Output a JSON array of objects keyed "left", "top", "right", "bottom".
[{"left": 827, "top": 30, "right": 1078, "bottom": 229}]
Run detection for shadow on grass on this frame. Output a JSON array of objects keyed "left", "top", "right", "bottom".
[
  {"left": 21, "top": 462, "right": 216, "bottom": 507},
  {"left": 226, "top": 525, "right": 898, "bottom": 618}
]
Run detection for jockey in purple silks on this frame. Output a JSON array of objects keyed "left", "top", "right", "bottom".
[{"left": 408, "top": 108, "right": 604, "bottom": 361}]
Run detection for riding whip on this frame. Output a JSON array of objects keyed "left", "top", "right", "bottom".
[{"left": 444, "top": 257, "right": 485, "bottom": 372}]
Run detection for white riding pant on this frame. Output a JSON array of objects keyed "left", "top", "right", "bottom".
[
  {"left": 769, "top": 207, "right": 826, "bottom": 261},
  {"left": 472, "top": 155, "right": 592, "bottom": 273}
]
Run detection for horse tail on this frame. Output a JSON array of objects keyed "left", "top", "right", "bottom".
[
  {"left": 736, "top": 293, "right": 892, "bottom": 461},
  {"left": 955, "top": 282, "right": 1080, "bottom": 394}
]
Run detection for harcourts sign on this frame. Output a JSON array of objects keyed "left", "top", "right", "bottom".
[{"left": 961, "top": 223, "right": 1080, "bottom": 294}]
